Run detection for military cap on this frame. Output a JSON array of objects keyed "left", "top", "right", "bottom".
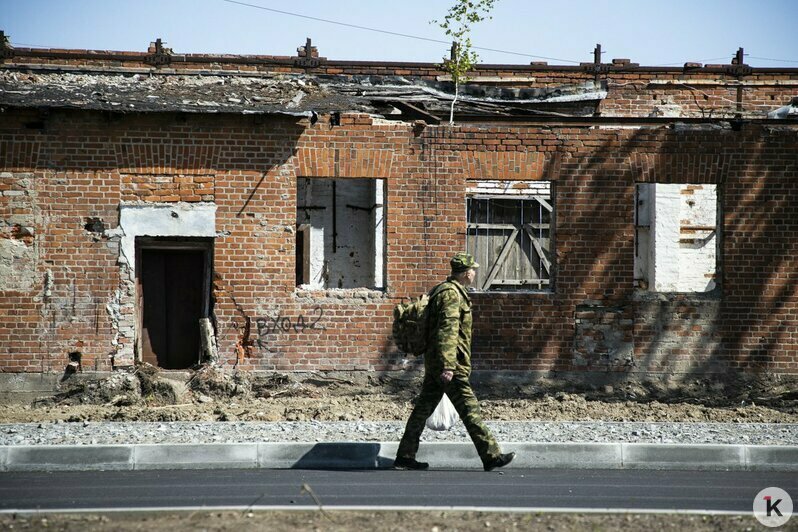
[{"left": 450, "top": 252, "right": 479, "bottom": 273}]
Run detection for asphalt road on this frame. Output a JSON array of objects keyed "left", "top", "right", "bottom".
[{"left": 1, "top": 468, "right": 795, "bottom": 514}]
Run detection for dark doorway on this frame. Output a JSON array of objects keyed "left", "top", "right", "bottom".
[{"left": 137, "top": 240, "right": 211, "bottom": 369}]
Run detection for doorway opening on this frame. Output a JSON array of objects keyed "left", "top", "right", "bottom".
[{"left": 135, "top": 237, "right": 213, "bottom": 369}]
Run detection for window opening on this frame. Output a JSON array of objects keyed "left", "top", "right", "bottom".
[
  {"left": 466, "top": 180, "right": 553, "bottom": 291},
  {"left": 634, "top": 183, "right": 718, "bottom": 292},
  {"left": 296, "top": 178, "right": 385, "bottom": 290}
]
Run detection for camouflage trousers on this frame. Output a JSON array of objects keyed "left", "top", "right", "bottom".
[{"left": 396, "top": 373, "right": 501, "bottom": 465}]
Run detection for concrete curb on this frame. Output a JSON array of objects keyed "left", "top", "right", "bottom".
[{"left": 1, "top": 443, "right": 796, "bottom": 472}]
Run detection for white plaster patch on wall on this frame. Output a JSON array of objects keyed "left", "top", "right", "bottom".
[
  {"left": 0, "top": 172, "right": 41, "bottom": 293},
  {"left": 329, "top": 180, "right": 378, "bottom": 289},
  {"left": 679, "top": 185, "right": 717, "bottom": 292},
  {"left": 296, "top": 179, "right": 384, "bottom": 290},
  {"left": 105, "top": 288, "right": 123, "bottom": 347},
  {"left": 651, "top": 184, "right": 682, "bottom": 291},
  {"left": 296, "top": 222, "right": 326, "bottom": 289},
  {"left": 0, "top": 238, "right": 37, "bottom": 291},
  {"left": 112, "top": 202, "right": 217, "bottom": 364},
  {"left": 649, "top": 95, "right": 684, "bottom": 118},
  {"left": 118, "top": 202, "right": 217, "bottom": 270},
  {"left": 308, "top": 225, "right": 325, "bottom": 288},
  {"left": 373, "top": 180, "right": 384, "bottom": 289}
]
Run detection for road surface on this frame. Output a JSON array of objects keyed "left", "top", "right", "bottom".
[{"left": 2, "top": 468, "right": 795, "bottom": 514}]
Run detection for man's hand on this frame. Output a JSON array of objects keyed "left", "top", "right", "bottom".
[{"left": 440, "top": 370, "right": 454, "bottom": 384}]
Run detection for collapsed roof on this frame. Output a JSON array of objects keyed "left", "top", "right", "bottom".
[
  {"left": 0, "top": 68, "right": 606, "bottom": 122},
  {"left": 767, "top": 97, "right": 798, "bottom": 119}
]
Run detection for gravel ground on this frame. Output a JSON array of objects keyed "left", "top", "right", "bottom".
[
  {"left": 2, "top": 420, "right": 797, "bottom": 446},
  {"left": 2, "top": 370, "right": 795, "bottom": 447}
]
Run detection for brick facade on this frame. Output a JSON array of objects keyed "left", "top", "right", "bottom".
[{"left": 1, "top": 47, "right": 797, "bottom": 377}]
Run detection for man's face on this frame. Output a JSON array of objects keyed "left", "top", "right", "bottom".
[{"left": 462, "top": 268, "right": 476, "bottom": 287}]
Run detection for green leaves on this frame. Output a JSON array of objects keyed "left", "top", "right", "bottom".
[{"left": 432, "top": 0, "right": 498, "bottom": 123}]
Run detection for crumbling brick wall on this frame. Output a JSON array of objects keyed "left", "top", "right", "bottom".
[
  {"left": 1, "top": 106, "right": 796, "bottom": 376},
  {"left": 0, "top": 110, "right": 122, "bottom": 372}
]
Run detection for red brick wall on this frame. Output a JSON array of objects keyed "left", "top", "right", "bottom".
[
  {"left": 1, "top": 108, "right": 796, "bottom": 375},
  {"left": 0, "top": 110, "right": 122, "bottom": 372}
]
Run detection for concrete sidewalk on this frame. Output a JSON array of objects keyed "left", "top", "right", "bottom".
[{"left": 2, "top": 441, "right": 797, "bottom": 472}]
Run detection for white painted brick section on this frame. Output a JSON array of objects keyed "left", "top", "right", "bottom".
[
  {"left": 466, "top": 180, "right": 550, "bottom": 196},
  {"left": 679, "top": 185, "right": 717, "bottom": 292},
  {"left": 650, "top": 184, "right": 717, "bottom": 292},
  {"left": 373, "top": 180, "right": 385, "bottom": 289},
  {"left": 651, "top": 184, "right": 682, "bottom": 291}
]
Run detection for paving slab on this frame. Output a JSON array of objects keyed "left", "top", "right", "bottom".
[{"left": 511, "top": 442, "right": 622, "bottom": 469}]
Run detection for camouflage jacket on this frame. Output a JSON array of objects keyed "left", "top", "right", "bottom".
[{"left": 425, "top": 277, "right": 473, "bottom": 376}]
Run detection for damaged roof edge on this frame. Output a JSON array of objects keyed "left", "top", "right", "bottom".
[
  {"left": 4, "top": 100, "right": 795, "bottom": 127},
  {"left": 0, "top": 100, "right": 317, "bottom": 118},
  {"left": 1, "top": 63, "right": 794, "bottom": 123},
  {"left": 0, "top": 68, "right": 607, "bottom": 119}
]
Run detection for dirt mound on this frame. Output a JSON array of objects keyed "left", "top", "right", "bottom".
[
  {"left": 188, "top": 366, "right": 250, "bottom": 398},
  {"left": 39, "top": 371, "right": 141, "bottom": 407},
  {"left": 38, "top": 362, "right": 194, "bottom": 408},
  {"left": 6, "top": 368, "right": 795, "bottom": 424}
]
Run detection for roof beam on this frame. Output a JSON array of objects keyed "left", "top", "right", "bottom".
[{"left": 389, "top": 100, "right": 441, "bottom": 124}]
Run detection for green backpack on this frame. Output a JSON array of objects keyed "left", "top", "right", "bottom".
[{"left": 392, "top": 294, "right": 430, "bottom": 356}]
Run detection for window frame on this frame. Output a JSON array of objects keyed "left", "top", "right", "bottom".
[
  {"left": 634, "top": 182, "right": 720, "bottom": 294},
  {"left": 465, "top": 180, "right": 555, "bottom": 293},
  {"left": 295, "top": 177, "right": 386, "bottom": 292}
]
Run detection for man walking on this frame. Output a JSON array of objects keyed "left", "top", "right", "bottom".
[{"left": 394, "top": 253, "right": 516, "bottom": 471}]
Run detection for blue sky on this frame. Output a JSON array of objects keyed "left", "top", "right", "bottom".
[{"left": 1, "top": 0, "right": 796, "bottom": 67}]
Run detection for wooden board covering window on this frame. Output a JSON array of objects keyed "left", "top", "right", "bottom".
[{"left": 466, "top": 196, "right": 552, "bottom": 291}]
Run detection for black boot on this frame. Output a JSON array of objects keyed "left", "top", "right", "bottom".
[
  {"left": 393, "top": 456, "right": 430, "bottom": 470},
  {"left": 483, "top": 451, "right": 516, "bottom": 471}
]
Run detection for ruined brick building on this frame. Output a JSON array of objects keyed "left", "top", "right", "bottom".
[{"left": 1, "top": 35, "right": 796, "bottom": 387}]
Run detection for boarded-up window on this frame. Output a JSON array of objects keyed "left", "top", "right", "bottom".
[{"left": 466, "top": 181, "right": 553, "bottom": 291}]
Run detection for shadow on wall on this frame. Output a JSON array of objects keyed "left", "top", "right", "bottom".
[
  {"left": 209, "top": 116, "right": 306, "bottom": 367},
  {"left": 573, "top": 125, "right": 795, "bottom": 377},
  {"left": 378, "top": 123, "right": 797, "bottom": 384},
  {"left": 564, "top": 124, "right": 795, "bottom": 377},
  {"left": 716, "top": 127, "right": 798, "bottom": 372},
  {"left": 1, "top": 109, "right": 307, "bottom": 373}
]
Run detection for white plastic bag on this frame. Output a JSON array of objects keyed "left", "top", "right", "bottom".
[{"left": 425, "top": 394, "right": 459, "bottom": 431}]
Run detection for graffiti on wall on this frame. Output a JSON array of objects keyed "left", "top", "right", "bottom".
[{"left": 255, "top": 307, "right": 325, "bottom": 349}]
